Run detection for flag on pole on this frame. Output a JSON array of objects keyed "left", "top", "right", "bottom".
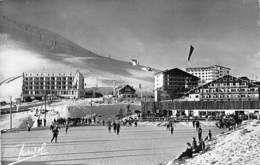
[
  {"left": 139, "top": 83, "right": 141, "bottom": 89},
  {"left": 188, "top": 45, "right": 194, "bottom": 61}
]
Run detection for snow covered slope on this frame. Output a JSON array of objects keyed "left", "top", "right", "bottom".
[
  {"left": 0, "top": 16, "right": 159, "bottom": 101},
  {"left": 167, "top": 120, "right": 260, "bottom": 165}
]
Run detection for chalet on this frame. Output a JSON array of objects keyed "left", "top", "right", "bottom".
[
  {"left": 186, "top": 75, "right": 260, "bottom": 101},
  {"left": 115, "top": 85, "right": 136, "bottom": 98}
]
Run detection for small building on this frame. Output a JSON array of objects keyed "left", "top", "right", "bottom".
[
  {"left": 131, "top": 59, "right": 138, "bottom": 66},
  {"left": 115, "top": 85, "right": 136, "bottom": 98},
  {"left": 154, "top": 68, "right": 199, "bottom": 101},
  {"left": 186, "top": 75, "right": 260, "bottom": 101}
]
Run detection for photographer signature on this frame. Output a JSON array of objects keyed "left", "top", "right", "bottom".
[{"left": 9, "top": 143, "right": 48, "bottom": 165}]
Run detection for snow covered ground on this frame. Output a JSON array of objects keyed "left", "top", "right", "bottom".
[
  {"left": 138, "top": 121, "right": 217, "bottom": 128},
  {"left": 0, "top": 99, "right": 141, "bottom": 130},
  {"left": 166, "top": 120, "right": 260, "bottom": 165},
  {"left": 1, "top": 124, "right": 222, "bottom": 165}
]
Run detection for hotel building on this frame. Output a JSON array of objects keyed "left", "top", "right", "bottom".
[
  {"left": 186, "top": 75, "right": 260, "bottom": 101},
  {"left": 21, "top": 70, "right": 85, "bottom": 100},
  {"left": 154, "top": 68, "right": 199, "bottom": 101},
  {"left": 186, "top": 65, "right": 231, "bottom": 84}
]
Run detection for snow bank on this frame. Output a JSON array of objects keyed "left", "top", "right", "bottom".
[
  {"left": 167, "top": 120, "right": 260, "bottom": 165},
  {"left": 138, "top": 121, "right": 216, "bottom": 127},
  {"left": 138, "top": 121, "right": 165, "bottom": 127},
  {"left": 176, "top": 121, "right": 217, "bottom": 127},
  {"left": 0, "top": 99, "right": 89, "bottom": 130},
  {"left": 0, "top": 111, "right": 35, "bottom": 130}
]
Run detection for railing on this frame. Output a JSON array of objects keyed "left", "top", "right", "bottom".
[{"left": 141, "top": 100, "right": 260, "bottom": 112}]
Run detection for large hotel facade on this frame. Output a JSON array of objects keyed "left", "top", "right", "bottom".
[
  {"left": 186, "top": 75, "right": 260, "bottom": 101},
  {"left": 154, "top": 68, "right": 199, "bottom": 101},
  {"left": 21, "top": 71, "right": 85, "bottom": 100},
  {"left": 186, "top": 65, "right": 231, "bottom": 84}
]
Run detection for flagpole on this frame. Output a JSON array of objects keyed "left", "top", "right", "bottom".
[
  {"left": 10, "top": 96, "right": 12, "bottom": 130},
  {"left": 140, "top": 84, "right": 142, "bottom": 102}
]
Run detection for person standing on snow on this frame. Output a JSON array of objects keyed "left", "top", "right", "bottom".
[
  {"left": 198, "top": 127, "right": 202, "bottom": 141},
  {"left": 113, "top": 121, "right": 117, "bottom": 133},
  {"left": 116, "top": 122, "right": 120, "bottom": 135},
  {"left": 208, "top": 129, "right": 212, "bottom": 140},
  {"left": 65, "top": 122, "right": 69, "bottom": 134},
  {"left": 170, "top": 125, "right": 174, "bottom": 135},
  {"left": 192, "top": 137, "right": 197, "bottom": 150},
  {"left": 51, "top": 124, "right": 60, "bottom": 143},
  {"left": 107, "top": 121, "right": 112, "bottom": 133}
]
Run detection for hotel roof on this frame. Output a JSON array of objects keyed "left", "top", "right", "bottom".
[
  {"left": 155, "top": 68, "right": 199, "bottom": 80},
  {"left": 186, "top": 65, "right": 231, "bottom": 70}
]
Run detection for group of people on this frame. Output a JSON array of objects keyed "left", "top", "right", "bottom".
[
  {"left": 216, "top": 114, "right": 243, "bottom": 130},
  {"left": 177, "top": 120, "right": 212, "bottom": 160},
  {"left": 122, "top": 119, "right": 138, "bottom": 127},
  {"left": 107, "top": 121, "right": 121, "bottom": 135},
  {"left": 36, "top": 118, "right": 46, "bottom": 127}
]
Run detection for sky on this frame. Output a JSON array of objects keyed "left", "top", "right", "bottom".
[{"left": 0, "top": 0, "right": 259, "bottom": 79}]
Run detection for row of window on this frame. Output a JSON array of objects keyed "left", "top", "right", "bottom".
[
  {"left": 24, "top": 82, "right": 73, "bottom": 85},
  {"left": 202, "top": 94, "right": 256, "bottom": 99},
  {"left": 24, "top": 79, "right": 73, "bottom": 83},
  {"left": 24, "top": 77, "right": 73, "bottom": 81},
  {"left": 208, "top": 82, "right": 247, "bottom": 87},
  {"left": 23, "top": 90, "right": 76, "bottom": 95},
  {"left": 24, "top": 73, "right": 73, "bottom": 76},
  {"left": 198, "top": 88, "right": 258, "bottom": 93},
  {"left": 23, "top": 86, "right": 72, "bottom": 90}
]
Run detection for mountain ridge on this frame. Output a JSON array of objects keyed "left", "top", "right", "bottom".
[
  {"left": 0, "top": 15, "right": 160, "bottom": 83},
  {"left": 0, "top": 15, "right": 158, "bottom": 100}
]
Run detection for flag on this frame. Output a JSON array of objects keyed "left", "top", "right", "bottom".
[
  {"left": 188, "top": 45, "right": 194, "bottom": 61},
  {"left": 139, "top": 83, "right": 141, "bottom": 89}
]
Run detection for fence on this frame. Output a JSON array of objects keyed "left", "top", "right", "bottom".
[{"left": 141, "top": 100, "right": 260, "bottom": 114}]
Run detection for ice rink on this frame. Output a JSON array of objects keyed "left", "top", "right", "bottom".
[{"left": 1, "top": 124, "right": 223, "bottom": 165}]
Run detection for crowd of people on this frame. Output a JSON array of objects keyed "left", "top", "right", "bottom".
[
  {"left": 122, "top": 119, "right": 138, "bottom": 127},
  {"left": 177, "top": 120, "right": 212, "bottom": 161},
  {"left": 48, "top": 118, "right": 126, "bottom": 143},
  {"left": 107, "top": 121, "right": 117, "bottom": 134},
  {"left": 216, "top": 114, "right": 243, "bottom": 130}
]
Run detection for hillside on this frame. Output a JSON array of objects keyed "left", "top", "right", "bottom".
[
  {"left": 166, "top": 120, "right": 260, "bottom": 165},
  {"left": 0, "top": 15, "right": 159, "bottom": 101}
]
